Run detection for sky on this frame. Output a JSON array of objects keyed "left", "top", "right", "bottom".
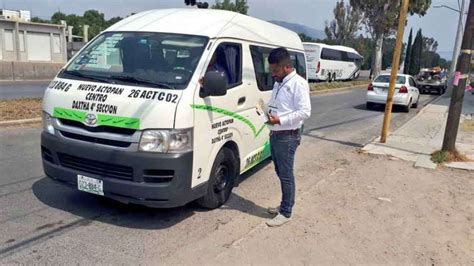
[{"left": 2, "top": 0, "right": 468, "bottom": 60}]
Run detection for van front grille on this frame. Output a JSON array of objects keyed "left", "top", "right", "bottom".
[
  {"left": 60, "top": 131, "right": 131, "bottom": 148},
  {"left": 59, "top": 119, "right": 136, "bottom": 135},
  {"left": 58, "top": 153, "right": 133, "bottom": 180}
]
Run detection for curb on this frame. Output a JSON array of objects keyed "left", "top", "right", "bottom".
[
  {"left": 310, "top": 84, "right": 369, "bottom": 96},
  {"left": 0, "top": 117, "right": 42, "bottom": 127}
]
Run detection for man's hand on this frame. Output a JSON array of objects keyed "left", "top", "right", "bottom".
[{"left": 267, "top": 113, "right": 280, "bottom": 125}]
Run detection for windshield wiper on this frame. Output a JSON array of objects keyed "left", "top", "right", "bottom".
[
  {"left": 62, "top": 70, "right": 112, "bottom": 83},
  {"left": 110, "top": 75, "right": 175, "bottom": 90}
]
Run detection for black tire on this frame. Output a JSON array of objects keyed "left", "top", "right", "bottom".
[
  {"left": 197, "top": 147, "right": 237, "bottom": 209},
  {"left": 403, "top": 99, "right": 411, "bottom": 113},
  {"left": 412, "top": 96, "right": 419, "bottom": 108},
  {"left": 366, "top": 102, "right": 375, "bottom": 110},
  {"left": 438, "top": 88, "right": 443, "bottom": 95}
]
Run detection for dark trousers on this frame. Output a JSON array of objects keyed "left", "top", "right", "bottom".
[{"left": 270, "top": 130, "right": 301, "bottom": 218}]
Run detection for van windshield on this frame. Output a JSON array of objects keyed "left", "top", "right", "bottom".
[{"left": 60, "top": 32, "right": 209, "bottom": 90}]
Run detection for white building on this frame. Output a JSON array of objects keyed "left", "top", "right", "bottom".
[
  {"left": 0, "top": 18, "right": 66, "bottom": 63},
  {"left": 0, "top": 9, "right": 31, "bottom": 22}
]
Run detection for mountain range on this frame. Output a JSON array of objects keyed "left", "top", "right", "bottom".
[{"left": 269, "top": 20, "right": 325, "bottom": 40}]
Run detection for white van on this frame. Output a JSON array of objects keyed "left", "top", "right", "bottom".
[
  {"left": 41, "top": 9, "right": 307, "bottom": 209},
  {"left": 303, "top": 42, "right": 363, "bottom": 82}
]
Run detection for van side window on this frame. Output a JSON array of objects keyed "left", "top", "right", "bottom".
[
  {"left": 207, "top": 43, "right": 242, "bottom": 89},
  {"left": 292, "top": 52, "right": 306, "bottom": 79},
  {"left": 250, "top": 46, "right": 307, "bottom": 91},
  {"left": 250, "top": 45, "right": 274, "bottom": 91}
]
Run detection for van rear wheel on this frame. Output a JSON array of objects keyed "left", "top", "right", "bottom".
[
  {"left": 197, "top": 147, "right": 237, "bottom": 209},
  {"left": 327, "top": 73, "right": 332, "bottom": 83}
]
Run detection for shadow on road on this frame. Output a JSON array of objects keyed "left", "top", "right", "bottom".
[
  {"left": 353, "top": 103, "right": 409, "bottom": 113},
  {"left": 303, "top": 132, "right": 363, "bottom": 148},
  {"left": 31, "top": 160, "right": 274, "bottom": 230},
  {"left": 218, "top": 158, "right": 274, "bottom": 219},
  {"left": 305, "top": 114, "right": 376, "bottom": 132}
]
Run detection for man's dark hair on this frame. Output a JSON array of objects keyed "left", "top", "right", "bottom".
[{"left": 268, "top": 47, "right": 291, "bottom": 66}]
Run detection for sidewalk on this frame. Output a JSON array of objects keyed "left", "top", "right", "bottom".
[{"left": 362, "top": 91, "right": 474, "bottom": 170}]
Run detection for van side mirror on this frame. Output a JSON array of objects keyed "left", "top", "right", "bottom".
[{"left": 200, "top": 71, "right": 227, "bottom": 97}]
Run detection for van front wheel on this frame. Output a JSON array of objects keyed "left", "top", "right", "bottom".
[{"left": 197, "top": 148, "right": 237, "bottom": 209}]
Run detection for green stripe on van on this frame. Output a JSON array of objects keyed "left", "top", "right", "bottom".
[
  {"left": 53, "top": 107, "right": 140, "bottom": 130},
  {"left": 241, "top": 141, "right": 271, "bottom": 173},
  {"left": 53, "top": 108, "right": 86, "bottom": 122},
  {"left": 191, "top": 104, "right": 267, "bottom": 138}
]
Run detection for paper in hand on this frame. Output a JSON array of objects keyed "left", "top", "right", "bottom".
[{"left": 256, "top": 99, "right": 269, "bottom": 123}]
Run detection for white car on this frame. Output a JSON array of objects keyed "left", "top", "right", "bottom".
[{"left": 366, "top": 74, "right": 420, "bottom": 112}]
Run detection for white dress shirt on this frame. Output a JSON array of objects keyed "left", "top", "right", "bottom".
[{"left": 267, "top": 70, "right": 312, "bottom": 131}]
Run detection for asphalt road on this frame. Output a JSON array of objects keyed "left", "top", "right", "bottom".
[
  {"left": 0, "top": 88, "right": 438, "bottom": 263},
  {"left": 0, "top": 81, "right": 51, "bottom": 100}
]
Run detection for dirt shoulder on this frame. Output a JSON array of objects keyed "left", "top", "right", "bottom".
[
  {"left": 158, "top": 137, "right": 474, "bottom": 265},
  {"left": 310, "top": 80, "right": 369, "bottom": 91},
  {"left": 0, "top": 98, "right": 42, "bottom": 121}
]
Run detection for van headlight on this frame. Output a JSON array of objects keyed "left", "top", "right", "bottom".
[
  {"left": 42, "top": 112, "right": 55, "bottom": 135},
  {"left": 139, "top": 128, "right": 193, "bottom": 153}
]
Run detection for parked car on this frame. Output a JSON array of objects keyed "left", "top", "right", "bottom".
[
  {"left": 366, "top": 74, "right": 420, "bottom": 112},
  {"left": 416, "top": 68, "right": 447, "bottom": 95}
]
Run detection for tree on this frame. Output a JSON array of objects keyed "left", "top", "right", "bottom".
[
  {"left": 105, "top": 16, "right": 123, "bottom": 28},
  {"left": 82, "top": 10, "right": 107, "bottom": 39},
  {"left": 350, "top": 0, "right": 431, "bottom": 78},
  {"left": 403, "top": 28, "right": 413, "bottom": 74},
  {"left": 382, "top": 38, "right": 406, "bottom": 70},
  {"left": 51, "top": 12, "right": 67, "bottom": 24},
  {"left": 31, "top": 17, "right": 51, "bottom": 23},
  {"left": 212, "top": 0, "right": 248, "bottom": 15},
  {"left": 299, "top": 33, "right": 315, "bottom": 42},
  {"left": 409, "top": 29, "right": 423, "bottom": 75},
  {"left": 420, "top": 36, "right": 439, "bottom": 67},
  {"left": 65, "top": 14, "right": 83, "bottom": 36},
  {"left": 324, "top": 0, "right": 362, "bottom": 45}
]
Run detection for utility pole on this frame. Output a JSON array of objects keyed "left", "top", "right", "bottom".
[
  {"left": 442, "top": 1, "right": 473, "bottom": 152},
  {"left": 447, "top": 0, "right": 466, "bottom": 96},
  {"left": 380, "top": 0, "right": 410, "bottom": 143}
]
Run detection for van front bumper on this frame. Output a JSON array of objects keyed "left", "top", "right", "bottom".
[{"left": 41, "top": 131, "right": 206, "bottom": 208}]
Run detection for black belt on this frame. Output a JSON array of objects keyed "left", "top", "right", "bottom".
[{"left": 270, "top": 129, "right": 300, "bottom": 135}]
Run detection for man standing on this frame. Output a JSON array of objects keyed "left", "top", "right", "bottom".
[{"left": 265, "top": 47, "right": 311, "bottom": 227}]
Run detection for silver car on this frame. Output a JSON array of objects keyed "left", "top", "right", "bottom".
[{"left": 366, "top": 74, "right": 420, "bottom": 112}]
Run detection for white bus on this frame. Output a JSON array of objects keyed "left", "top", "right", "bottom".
[{"left": 303, "top": 42, "right": 363, "bottom": 82}]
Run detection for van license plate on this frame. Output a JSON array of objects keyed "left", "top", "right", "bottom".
[{"left": 78, "top": 175, "right": 104, "bottom": 196}]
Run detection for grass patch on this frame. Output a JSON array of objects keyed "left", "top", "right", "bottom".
[
  {"left": 431, "top": 149, "right": 470, "bottom": 164},
  {"left": 460, "top": 120, "right": 474, "bottom": 132},
  {"left": 310, "top": 80, "right": 369, "bottom": 92},
  {"left": 0, "top": 98, "right": 42, "bottom": 121}
]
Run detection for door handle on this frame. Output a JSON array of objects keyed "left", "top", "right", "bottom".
[{"left": 238, "top": 97, "right": 246, "bottom": 105}]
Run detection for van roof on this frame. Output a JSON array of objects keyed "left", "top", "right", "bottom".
[
  {"left": 303, "top": 42, "right": 361, "bottom": 55},
  {"left": 105, "top": 8, "right": 303, "bottom": 51}
]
